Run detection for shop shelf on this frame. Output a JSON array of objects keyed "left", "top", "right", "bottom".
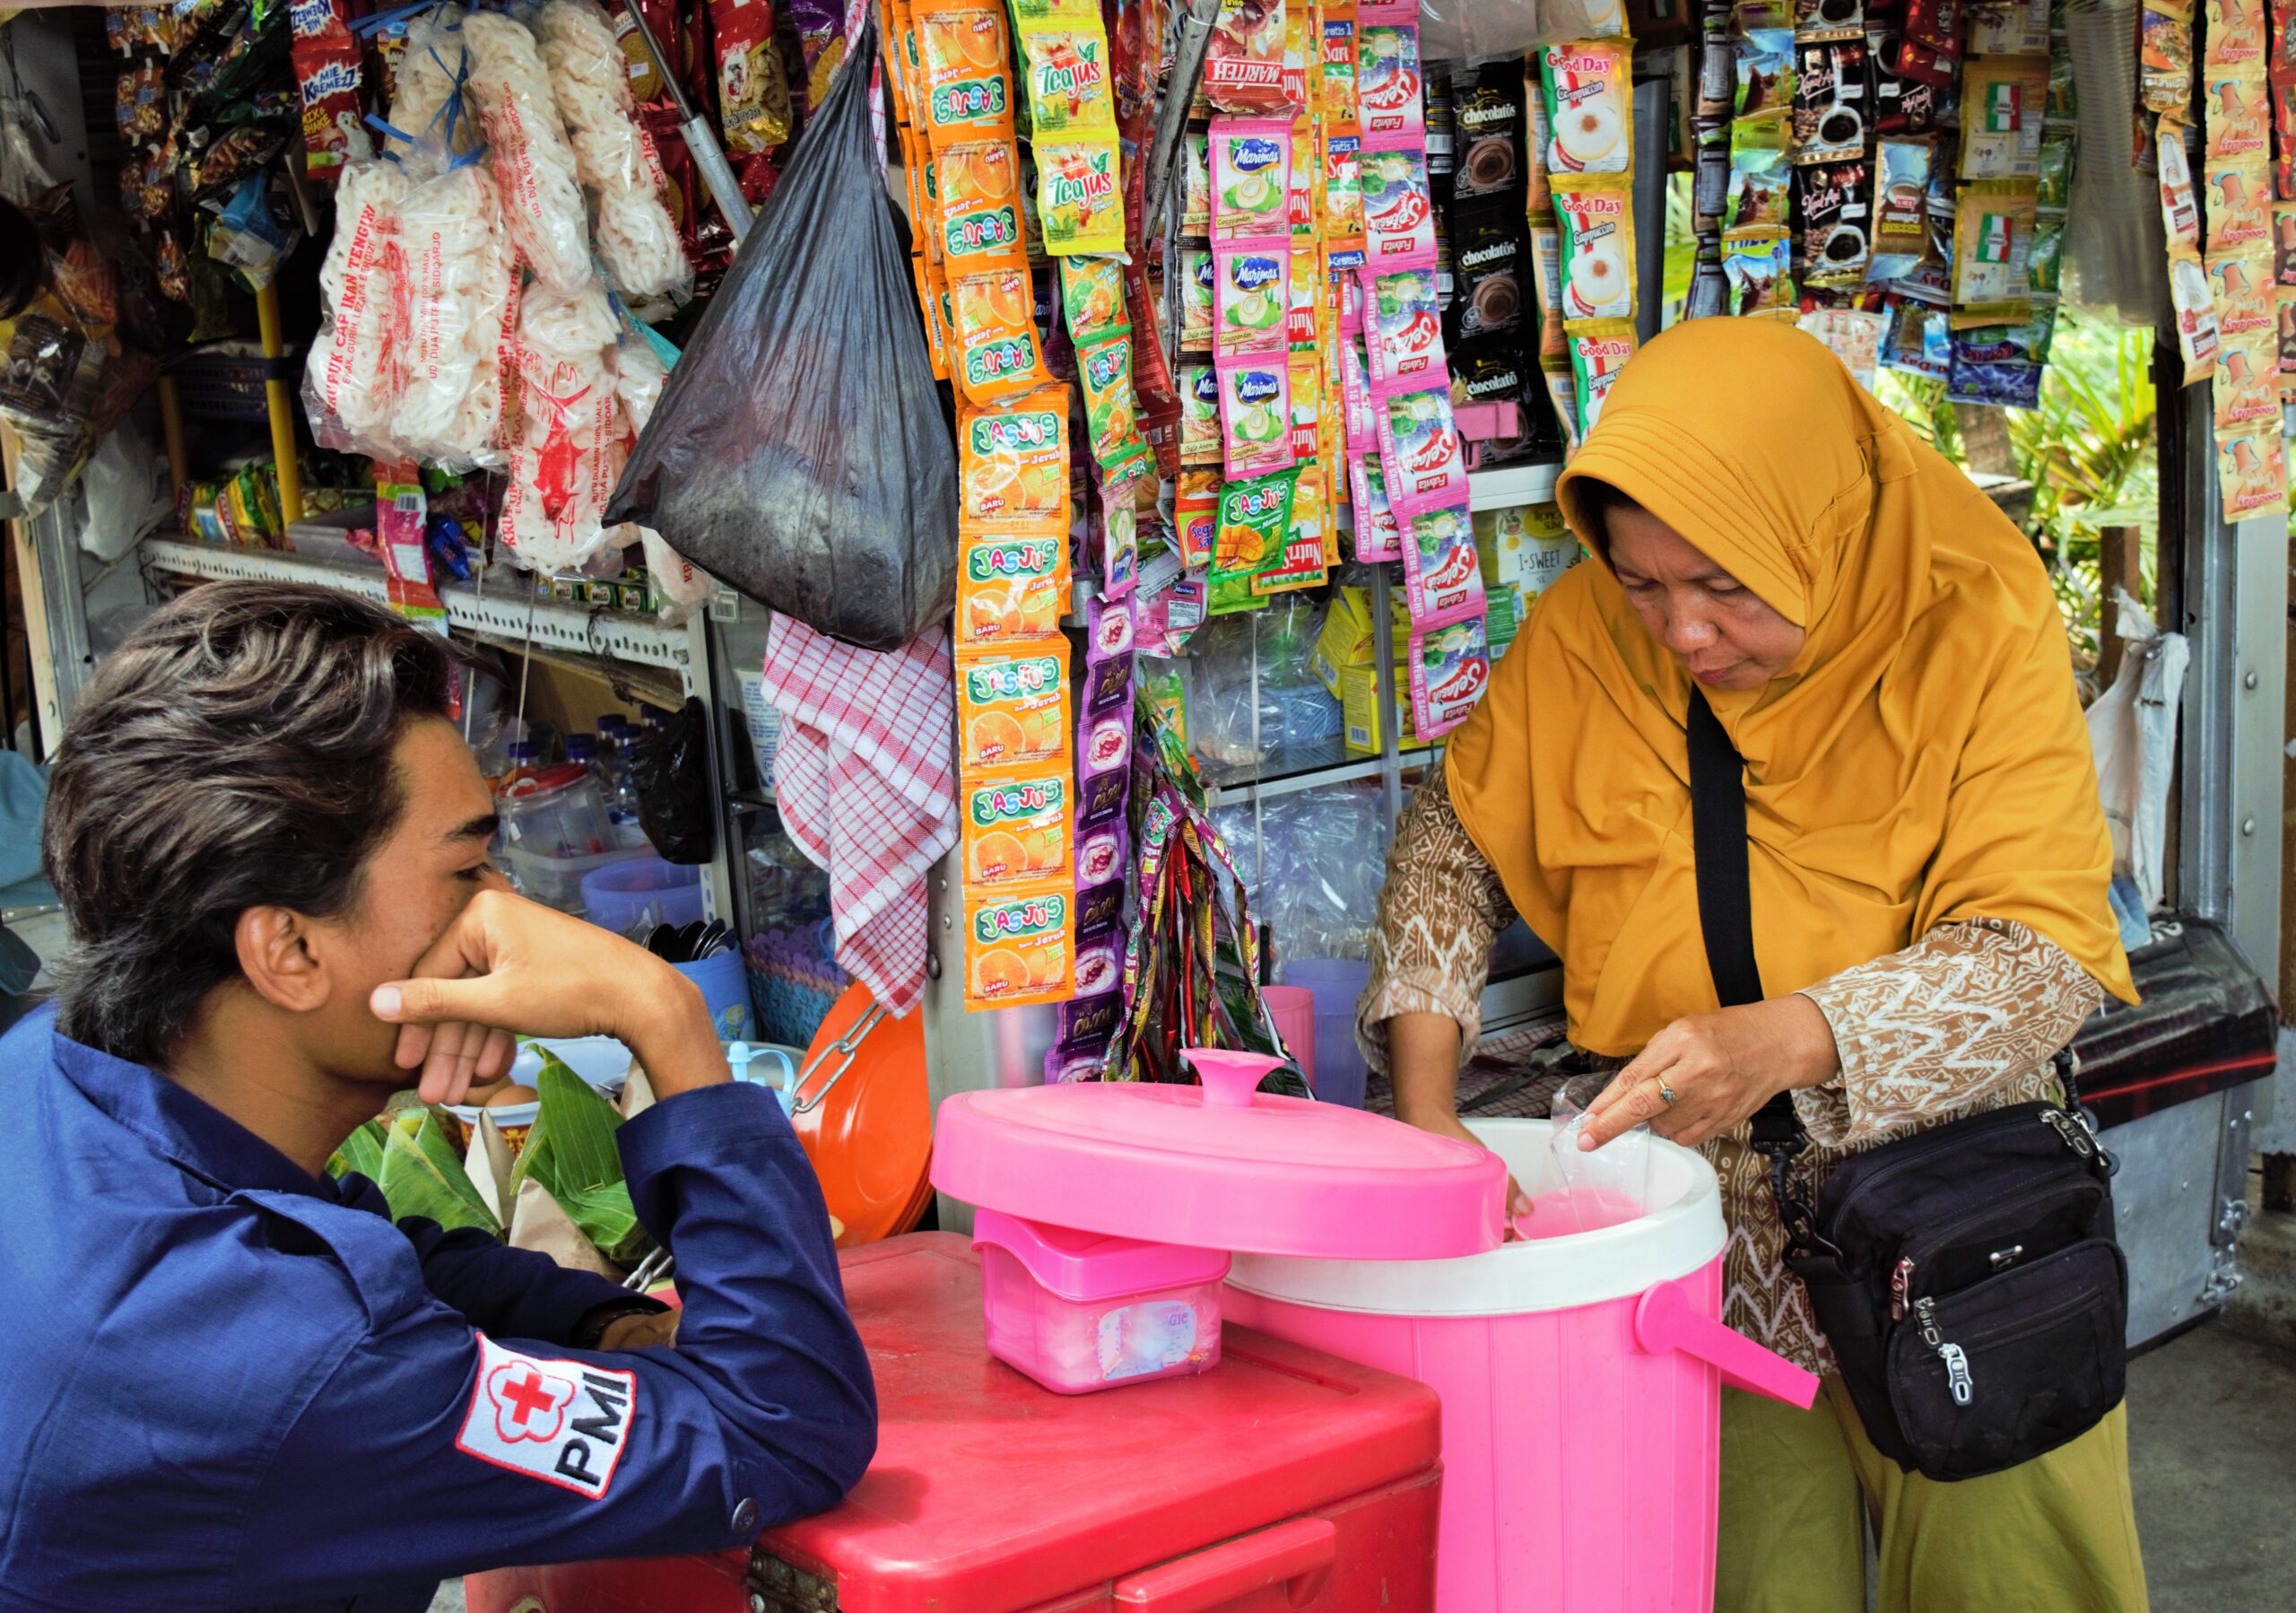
[
  {"left": 140, "top": 539, "right": 693, "bottom": 674},
  {"left": 1466, "top": 460, "right": 1563, "bottom": 512}
]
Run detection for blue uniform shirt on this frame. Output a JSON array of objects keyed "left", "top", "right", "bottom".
[{"left": 0, "top": 1008, "right": 876, "bottom": 1612}]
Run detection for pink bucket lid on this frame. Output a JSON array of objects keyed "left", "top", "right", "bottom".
[{"left": 934, "top": 1050, "right": 1506, "bottom": 1260}]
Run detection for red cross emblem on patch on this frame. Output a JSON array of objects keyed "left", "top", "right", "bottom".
[{"left": 456, "top": 1333, "right": 638, "bottom": 1499}]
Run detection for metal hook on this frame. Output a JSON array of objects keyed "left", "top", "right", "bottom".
[{"left": 790, "top": 1001, "right": 888, "bottom": 1115}]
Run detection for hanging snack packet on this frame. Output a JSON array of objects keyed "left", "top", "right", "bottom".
[
  {"left": 1452, "top": 196, "right": 1525, "bottom": 340},
  {"left": 1538, "top": 39, "right": 1632, "bottom": 177},
  {"left": 1288, "top": 240, "right": 1325, "bottom": 350},
  {"left": 1214, "top": 234, "right": 1292, "bottom": 355},
  {"left": 1181, "top": 129, "right": 1214, "bottom": 231},
  {"left": 712, "top": 0, "right": 792, "bottom": 154},
  {"left": 1215, "top": 353, "right": 1298, "bottom": 476},
  {"left": 951, "top": 268, "right": 1054, "bottom": 402},
  {"left": 1958, "top": 56, "right": 2048, "bottom": 180},
  {"left": 1361, "top": 135, "right": 1439, "bottom": 268},
  {"left": 961, "top": 389, "right": 1071, "bottom": 525},
  {"left": 2206, "top": 155, "right": 2273, "bottom": 255},
  {"left": 2205, "top": 0, "right": 2266, "bottom": 71},
  {"left": 1180, "top": 246, "right": 1218, "bottom": 348},
  {"left": 1209, "top": 467, "right": 1301, "bottom": 605},
  {"left": 1059, "top": 254, "right": 1130, "bottom": 343},
  {"left": 1722, "top": 225, "right": 1796, "bottom": 317},
  {"left": 938, "top": 140, "right": 1030, "bottom": 275},
  {"left": 1210, "top": 117, "right": 1294, "bottom": 237},
  {"left": 1018, "top": 15, "right": 1118, "bottom": 138},
  {"left": 1180, "top": 363, "right": 1223, "bottom": 465},
  {"left": 1375, "top": 387, "right": 1469, "bottom": 516},
  {"left": 1736, "top": 29, "right": 1794, "bottom": 119},
  {"left": 958, "top": 527, "right": 1070, "bottom": 648},
  {"left": 964, "top": 881, "right": 1077, "bottom": 1007},
  {"left": 1527, "top": 218, "right": 1567, "bottom": 361},
  {"left": 1796, "top": 157, "right": 1873, "bottom": 288},
  {"left": 1325, "top": 131, "right": 1367, "bottom": 266},
  {"left": 1079, "top": 334, "right": 1149, "bottom": 468},
  {"left": 1037, "top": 141, "right": 1126, "bottom": 254},
  {"left": 1867, "top": 138, "right": 1932, "bottom": 281},
  {"left": 1409, "top": 615, "right": 1492, "bottom": 740},
  {"left": 1726, "top": 141, "right": 1791, "bottom": 230},
  {"left": 917, "top": 0, "right": 1015, "bottom": 145},
  {"left": 961, "top": 766, "right": 1075, "bottom": 886},
  {"left": 1552, "top": 177, "right": 1636, "bottom": 324},
  {"left": 2206, "top": 71, "right": 2271, "bottom": 161},
  {"left": 1566, "top": 320, "right": 1638, "bottom": 436},
  {"left": 1176, "top": 466, "right": 1221, "bottom": 567},
  {"left": 1950, "top": 181, "right": 2037, "bottom": 311},
  {"left": 1350, "top": 453, "right": 1404, "bottom": 560},
  {"left": 1205, "top": 0, "right": 1290, "bottom": 114},
  {"left": 2142, "top": 3, "right": 2196, "bottom": 116},
  {"left": 1946, "top": 308, "right": 2056, "bottom": 409},
  {"left": 1096, "top": 461, "right": 1145, "bottom": 597},
  {"left": 1361, "top": 265, "right": 1448, "bottom": 388},
  {"left": 1358, "top": 23, "right": 1425, "bottom": 139},
  {"left": 1401, "top": 501, "right": 1487, "bottom": 626},
  {"left": 1455, "top": 57, "right": 1524, "bottom": 198},
  {"left": 1790, "top": 38, "right": 1870, "bottom": 167},
  {"left": 958, "top": 648, "right": 1074, "bottom": 769}
]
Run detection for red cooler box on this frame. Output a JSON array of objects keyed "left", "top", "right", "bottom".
[{"left": 467, "top": 1234, "right": 1440, "bottom": 1613}]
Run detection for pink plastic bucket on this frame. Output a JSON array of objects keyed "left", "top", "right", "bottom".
[
  {"left": 1261, "top": 985, "right": 1318, "bottom": 1089},
  {"left": 1226, "top": 1119, "right": 1816, "bottom": 1613}
]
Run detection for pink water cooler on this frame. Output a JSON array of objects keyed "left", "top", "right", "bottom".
[{"left": 1227, "top": 1119, "right": 1814, "bottom": 1611}]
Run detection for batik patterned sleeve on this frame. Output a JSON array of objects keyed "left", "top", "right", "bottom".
[
  {"left": 1357, "top": 768, "right": 1519, "bottom": 1077},
  {"left": 1790, "top": 917, "right": 2107, "bottom": 1150}
]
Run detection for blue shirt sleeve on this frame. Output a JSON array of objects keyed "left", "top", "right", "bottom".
[
  {"left": 227, "top": 1083, "right": 875, "bottom": 1606},
  {"left": 335, "top": 1173, "right": 645, "bottom": 1345}
]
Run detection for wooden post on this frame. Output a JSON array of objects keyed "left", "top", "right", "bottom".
[{"left": 2096, "top": 525, "right": 2144, "bottom": 685}]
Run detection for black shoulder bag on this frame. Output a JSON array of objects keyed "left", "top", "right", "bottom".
[{"left": 1685, "top": 689, "right": 2127, "bottom": 1482}]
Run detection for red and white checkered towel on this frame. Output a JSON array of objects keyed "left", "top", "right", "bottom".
[{"left": 760, "top": 619, "right": 956, "bottom": 1016}]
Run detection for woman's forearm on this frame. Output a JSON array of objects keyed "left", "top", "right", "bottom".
[{"left": 1388, "top": 1012, "right": 1465, "bottom": 1126}]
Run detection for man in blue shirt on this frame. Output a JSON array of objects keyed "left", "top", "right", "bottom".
[{"left": 0, "top": 583, "right": 876, "bottom": 1611}]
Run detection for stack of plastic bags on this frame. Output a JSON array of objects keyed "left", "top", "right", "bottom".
[{"left": 300, "top": 0, "right": 696, "bottom": 581}]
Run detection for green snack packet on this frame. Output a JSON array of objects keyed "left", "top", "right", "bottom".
[
  {"left": 1078, "top": 334, "right": 1147, "bottom": 468},
  {"left": 1206, "top": 466, "right": 1300, "bottom": 615},
  {"left": 1058, "top": 255, "right": 1131, "bottom": 344}
]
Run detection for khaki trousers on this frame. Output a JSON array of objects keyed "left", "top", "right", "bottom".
[{"left": 1716, "top": 1376, "right": 2149, "bottom": 1613}]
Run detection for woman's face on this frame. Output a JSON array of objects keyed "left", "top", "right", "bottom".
[{"left": 1605, "top": 502, "right": 1807, "bottom": 692}]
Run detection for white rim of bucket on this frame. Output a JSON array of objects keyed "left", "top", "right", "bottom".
[{"left": 1227, "top": 1118, "right": 1729, "bottom": 1318}]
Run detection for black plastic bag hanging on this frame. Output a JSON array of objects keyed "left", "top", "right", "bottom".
[
  {"left": 604, "top": 22, "right": 957, "bottom": 652},
  {"left": 631, "top": 699, "right": 717, "bottom": 865}
]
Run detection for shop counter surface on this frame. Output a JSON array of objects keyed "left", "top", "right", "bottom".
[{"left": 467, "top": 1233, "right": 1442, "bottom": 1613}]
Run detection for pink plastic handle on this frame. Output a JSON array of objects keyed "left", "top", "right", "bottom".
[
  {"left": 1634, "top": 1278, "right": 1821, "bottom": 1409},
  {"left": 1179, "top": 1047, "right": 1287, "bottom": 1109}
]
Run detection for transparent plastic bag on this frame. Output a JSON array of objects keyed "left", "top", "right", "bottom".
[
  {"left": 389, "top": 161, "right": 506, "bottom": 464},
  {"left": 604, "top": 24, "right": 957, "bottom": 652},
  {"left": 462, "top": 7, "right": 594, "bottom": 296},
  {"left": 301, "top": 158, "right": 410, "bottom": 456},
  {"left": 1518, "top": 1072, "right": 1655, "bottom": 1237},
  {"left": 497, "top": 280, "right": 628, "bottom": 572},
  {"left": 538, "top": 0, "right": 692, "bottom": 304}
]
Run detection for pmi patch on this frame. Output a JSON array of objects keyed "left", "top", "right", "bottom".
[{"left": 455, "top": 1333, "right": 636, "bottom": 1499}]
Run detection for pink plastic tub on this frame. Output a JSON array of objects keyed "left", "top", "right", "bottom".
[
  {"left": 1226, "top": 1119, "right": 1818, "bottom": 1613},
  {"left": 971, "top": 1208, "right": 1231, "bottom": 1395}
]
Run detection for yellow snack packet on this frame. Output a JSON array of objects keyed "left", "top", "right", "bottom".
[
  {"left": 1037, "top": 140, "right": 1127, "bottom": 256},
  {"left": 959, "top": 765, "right": 1076, "bottom": 887},
  {"left": 957, "top": 647, "right": 1073, "bottom": 771},
  {"left": 950, "top": 268, "right": 1052, "bottom": 404},
  {"left": 959, "top": 388, "right": 1071, "bottom": 526},
  {"left": 936, "top": 140, "right": 1030, "bottom": 275},
  {"left": 917, "top": 0, "right": 1015, "bottom": 148},
  {"left": 957, "top": 526, "right": 1071, "bottom": 649},
  {"left": 963, "top": 880, "right": 1077, "bottom": 1009},
  {"left": 1016, "top": 17, "right": 1118, "bottom": 139}
]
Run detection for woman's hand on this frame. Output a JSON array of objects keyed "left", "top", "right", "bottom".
[
  {"left": 1578, "top": 995, "right": 1840, "bottom": 1151},
  {"left": 370, "top": 888, "right": 726, "bottom": 1107},
  {"left": 1388, "top": 1012, "right": 1532, "bottom": 1231}
]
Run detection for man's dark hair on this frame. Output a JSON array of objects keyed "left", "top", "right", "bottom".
[{"left": 43, "top": 582, "right": 465, "bottom": 1065}]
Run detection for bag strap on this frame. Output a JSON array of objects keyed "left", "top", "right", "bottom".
[{"left": 1684, "top": 690, "right": 1817, "bottom": 1242}]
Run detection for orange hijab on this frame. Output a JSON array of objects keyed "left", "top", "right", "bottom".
[{"left": 1445, "top": 319, "right": 2134, "bottom": 1058}]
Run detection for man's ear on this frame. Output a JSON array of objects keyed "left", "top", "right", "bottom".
[{"left": 233, "top": 906, "right": 333, "bottom": 1014}]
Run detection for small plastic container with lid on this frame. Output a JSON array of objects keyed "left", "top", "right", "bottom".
[{"left": 970, "top": 1209, "right": 1231, "bottom": 1395}]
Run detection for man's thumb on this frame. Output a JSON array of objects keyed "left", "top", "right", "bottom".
[{"left": 371, "top": 977, "right": 503, "bottom": 1026}]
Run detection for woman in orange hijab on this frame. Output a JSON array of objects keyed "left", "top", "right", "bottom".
[{"left": 1361, "top": 319, "right": 2146, "bottom": 1611}]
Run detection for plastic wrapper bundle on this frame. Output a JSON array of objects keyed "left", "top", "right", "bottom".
[
  {"left": 462, "top": 8, "right": 594, "bottom": 296},
  {"left": 1209, "top": 783, "right": 1387, "bottom": 966},
  {"left": 537, "top": 0, "right": 693, "bottom": 304},
  {"left": 1184, "top": 600, "right": 1342, "bottom": 770},
  {"left": 604, "top": 25, "right": 956, "bottom": 652},
  {"left": 612, "top": 336, "right": 717, "bottom": 616},
  {"left": 303, "top": 159, "right": 410, "bottom": 453},
  {"left": 498, "top": 280, "right": 628, "bottom": 571},
  {"left": 388, "top": 6, "right": 482, "bottom": 160},
  {"left": 389, "top": 161, "right": 508, "bottom": 463},
  {"left": 1415, "top": 0, "right": 1630, "bottom": 63}
]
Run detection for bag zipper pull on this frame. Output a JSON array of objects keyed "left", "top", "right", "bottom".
[
  {"left": 2042, "top": 1107, "right": 2097, "bottom": 1162},
  {"left": 1891, "top": 1256, "right": 1914, "bottom": 1321},
  {"left": 1914, "top": 1297, "right": 1975, "bottom": 1406}
]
